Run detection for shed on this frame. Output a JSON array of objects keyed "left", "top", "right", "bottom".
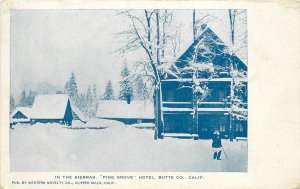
[{"left": 10, "top": 107, "right": 32, "bottom": 124}]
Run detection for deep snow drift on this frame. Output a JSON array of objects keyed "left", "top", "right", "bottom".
[{"left": 10, "top": 119, "right": 247, "bottom": 172}]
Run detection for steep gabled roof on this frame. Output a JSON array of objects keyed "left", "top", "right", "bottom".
[
  {"left": 11, "top": 107, "right": 32, "bottom": 119},
  {"left": 96, "top": 100, "right": 154, "bottom": 119},
  {"left": 70, "top": 102, "right": 87, "bottom": 122},
  {"left": 30, "top": 94, "right": 69, "bottom": 119},
  {"left": 11, "top": 107, "right": 32, "bottom": 123},
  {"left": 170, "top": 26, "right": 247, "bottom": 78}
]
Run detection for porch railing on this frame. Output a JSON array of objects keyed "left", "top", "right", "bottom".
[{"left": 162, "top": 101, "right": 248, "bottom": 109}]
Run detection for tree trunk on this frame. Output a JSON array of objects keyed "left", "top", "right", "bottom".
[
  {"left": 229, "top": 9, "right": 236, "bottom": 45},
  {"left": 154, "top": 89, "right": 158, "bottom": 140},
  {"left": 229, "top": 64, "right": 234, "bottom": 142},
  {"left": 192, "top": 69, "right": 199, "bottom": 140},
  {"left": 193, "top": 10, "right": 196, "bottom": 41},
  {"left": 154, "top": 85, "right": 164, "bottom": 139},
  {"left": 156, "top": 11, "right": 160, "bottom": 64},
  {"left": 229, "top": 9, "right": 236, "bottom": 141},
  {"left": 193, "top": 90, "right": 199, "bottom": 140}
]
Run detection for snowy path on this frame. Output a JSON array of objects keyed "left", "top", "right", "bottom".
[{"left": 10, "top": 122, "right": 247, "bottom": 172}]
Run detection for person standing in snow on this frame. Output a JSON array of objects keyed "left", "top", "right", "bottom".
[{"left": 212, "top": 130, "right": 222, "bottom": 160}]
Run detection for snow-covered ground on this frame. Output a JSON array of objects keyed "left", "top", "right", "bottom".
[{"left": 10, "top": 119, "right": 247, "bottom": 172}]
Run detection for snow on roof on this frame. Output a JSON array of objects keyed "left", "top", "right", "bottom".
[
  {"left": 70, "top": 103, "right": 87, "bottom": 122},
  {"left": 30, "top": 94, "right": 70, "bottom": 119},
  {"left": 11, "top": 107, "right": 32, "bottom": 118},
  {"left": 96, "top": 100, "right": 154, "bottom": 119},
  {"left": 166, "top": 26, "right": 247, "bottom": 80},
  {"left": 11, "top": 107, "right": 32, "bottom": 123}
]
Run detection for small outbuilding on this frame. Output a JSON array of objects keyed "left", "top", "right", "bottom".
[
  {"left": 10, "top": 107, "right": 32, "bottom": 125},
  {"left": 96, "top": 100, "right": 154, "bottom": 125},
  {"left": 30, "top": 94, "right": 86, "bottom": 126}
]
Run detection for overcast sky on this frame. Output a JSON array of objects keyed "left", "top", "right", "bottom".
[{"left": 11, "top": 9, "right": 247, "bottom": 99}]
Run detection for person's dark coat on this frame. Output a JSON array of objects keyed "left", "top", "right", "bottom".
[{"left": 212, "top": 134, "right": 222, "bottom": 148}]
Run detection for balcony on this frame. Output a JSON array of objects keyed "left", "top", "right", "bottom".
[{"left": 162, "top": 101, "right": 248, "bottom": 112}]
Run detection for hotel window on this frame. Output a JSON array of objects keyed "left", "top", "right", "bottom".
[
  {"left": 220, "top": 117, "right": 226, "bottom": 132},
  {"left": 220, "top": 125, "right": 226, "bottom": 132},
  {"left": 202, "top": 125, "right": 208, "bottom": 131},
  {"left": 236, "top": 123, "right": 243, "bottom": 132},
  {"left": 219, "top": 90, "right": 225, "bottom": 102}
]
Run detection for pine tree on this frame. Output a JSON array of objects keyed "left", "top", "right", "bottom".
[
  {"left": 93, "top": 84, "right": 97, "bottom": 100},
  {"left": 134, "top": 76, "right": 149, "bottom": 100},
  {"left": 10, "top": 95, "right": 15, "bottom": 113},
  {"left": 64, "top": 72, "right": 79, "bottom": 105},
  {"left": 64, "top": 81, "right": 69, "bottom": 94},
  {"left": 77, "top": 93, "right": 87, "bottom": 113},
  {"left": 91, "top": 84, "right": 99, "bottom": 117},
  {"left": 19, "top": 90, "right": 27, "bottom": 107},
  {"left": 85, "top": 85, "right": 93, "bottom": 116},
  {"left": 27, "top": 89, "right": 37, "bottom": 106},
  {"left": 118, "top": 62, "right": 133, "bottom": 103},
  {"left": 103, "top": 80, "right": 115, "bottom": 100},
  {"left": 69, "top": 72, "right": 78, "bottom": 100},
  {"left": 79, "top": 84, "right": 98, "bottom": 117}
]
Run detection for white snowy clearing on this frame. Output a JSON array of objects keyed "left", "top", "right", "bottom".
[{"left": 10, "top": 119, "right": 247, "bottom": 172}]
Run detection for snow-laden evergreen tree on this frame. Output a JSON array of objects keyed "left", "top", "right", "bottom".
[
  {"left": 85, "top": 85, "right": 93, "bottom": 116},
  {"left": 19, "top": 89, "right": 27, "bottom": 107},
  {"left": 91, "top": 84, "right": 99, "bottom": 117},
  {"left": 10, "top": 95, "right": 15, "bottom": 113},
  {"left": 78, "top": 84, "right": 98, "bottom": 117},
  {"left": 134, "top": 76, "right": 149, "bottom": 100},
  {"left": 103, "top": 80, "right": 115, "bottom": 100},
  {"left": 118, "top": 61, "right": 134, "bottom": 103},
  {"left": 27, "top": 89, "right": 37, "bottom": 106},
  {"left": 64, "top": 81, "right": 69, "bottom": 94},
  {"left": 64, "top": 72, "right": 79, "bottom": 105},
  {"left": 77, "top": 93, "right": 87, "bottom": 112}
]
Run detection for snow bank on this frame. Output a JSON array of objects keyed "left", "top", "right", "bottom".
[
  {"left": 95, "top": 118, "right": 125, "bottom": 127},
  {"left": 127, "top": 123, "right": 155, "bottom": 129},
  {"left": 10, "top": 122, "right": 247, "bottom": 172},
  {"left": 11, "top": 118, "right": 125, "bottom": 130},
  {"left": 67, "top": 118, "right": 125, "bottom": 129}
]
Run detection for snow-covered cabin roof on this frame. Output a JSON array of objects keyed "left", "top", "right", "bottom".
[
  {"left": 96, "top": 100, "right": 154, "bottom": 119},
  {"left": 167, "top": 25, "right": 247, "bottom": 79},
  {"left": 11, "top": 107, "right": 32, "bottom": 118},
  {"left": 70, "top": 102, "right": 87, "bottom": 122},
  {"left": 30, "top": 94, "right": 70, "bottom": 119},
  {"left": 10, "top": 107, "right": 32, "bottom": 122}
]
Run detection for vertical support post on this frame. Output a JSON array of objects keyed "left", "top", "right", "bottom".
[
  {"left": 192, "top": 69, "right": 199, "bottom": 140},
  {"left": 229, "top": 116, "right": 233, "bottom": 141},
  {"left": 194, "top": 95, "right": 199, "bottom": 140},
  {"left": 159, "top": 83, "right": 164, "bottom": 138},
  {"left": 154, "top": 89, "right": 158, "bottom": 140},
  {"left": 154, "top": 85, "right": 164, "bottom": 140}
]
